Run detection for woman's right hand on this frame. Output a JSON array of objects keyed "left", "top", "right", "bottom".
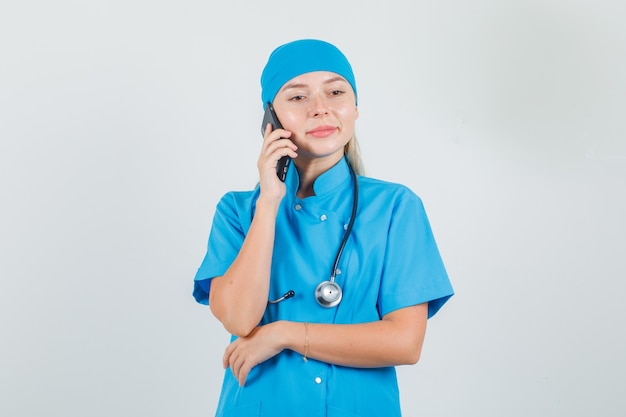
[{"left": 257, "top": 123, "right": 298, "bottom": 203}]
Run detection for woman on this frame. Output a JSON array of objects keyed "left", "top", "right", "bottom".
[{"left": 193, "top": 39, "right": 454, "bottom": 417}]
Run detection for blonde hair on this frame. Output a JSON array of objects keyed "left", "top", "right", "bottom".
[{"left": 344, "top": 135, "right": 365, "bottom": 176}]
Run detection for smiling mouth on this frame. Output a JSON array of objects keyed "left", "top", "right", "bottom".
[{"left": 307, "top": 126, "right": 338, "bottom": 138}]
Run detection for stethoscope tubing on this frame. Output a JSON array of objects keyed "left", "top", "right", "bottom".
[
  {"left": 268, "top": 158, "right": 359, "bottom": 307},
  {"left": 329, "top": 160, "right": 358, "bottom": 282}
]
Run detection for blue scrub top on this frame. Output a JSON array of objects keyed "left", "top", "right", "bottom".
[{"left": 193, "top": 158, "right": 454, "bottom": 417}]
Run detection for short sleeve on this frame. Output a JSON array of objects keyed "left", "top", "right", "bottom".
[
  {"left": 377, "top": 192, "right": 454, "bottom": 318},
  {"left": 192, "top": 193, "right": 251, "bottom": 305}
]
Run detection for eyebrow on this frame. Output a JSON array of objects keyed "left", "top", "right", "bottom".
[{"left": 280, "top": 76, "right": 348, "bottom": 92}]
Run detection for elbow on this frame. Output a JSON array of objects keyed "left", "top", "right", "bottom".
[
  {"left": 404, "top": 347, "right": 422, "bottom": 365},
  {"left": 224, "top": 321, "right": 259, "bottom": 338},
  {"left": 395, "top": 335, "right": 424, "bottom": 365},
  {"left": 395, "top": 345, "right": 422, "bottom": 366},
  {"left": 383, "top": 303, "right": 428, "bottom": 366},
  {"left": 209, "top": 303, "right": 260, "bottom": 337}
]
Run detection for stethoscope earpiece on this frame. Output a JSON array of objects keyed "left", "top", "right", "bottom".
[
  {"left": 268, "top": 290, "right": 295, "bottom": 304},
  {"left": 315, "top": 280, "right": 343, "bottom": 308}
]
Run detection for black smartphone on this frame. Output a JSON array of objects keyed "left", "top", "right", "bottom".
[{"left": 261, "top": 103, "right": 291, "bottom": 182}]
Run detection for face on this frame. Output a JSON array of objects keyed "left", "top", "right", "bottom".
[{"left": 272, "top": 71, "right": 358, "bottom": 168}]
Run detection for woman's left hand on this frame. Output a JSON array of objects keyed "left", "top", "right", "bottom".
[{"left": 222, "top": 321, "right": 284, "bottom": 386}]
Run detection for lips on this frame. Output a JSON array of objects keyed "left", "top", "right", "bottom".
[{"left": 307, "top": 125, "right": 338, "bottom": 138}]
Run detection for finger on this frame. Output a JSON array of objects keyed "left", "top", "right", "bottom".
[
  {"left": 238, "top": 364, "right": 250, "bottom": 386},
  {"left": 263, "top": 122, "right": 275, "bottom": 137},
  {"left": 231, "top": 352, "right": 253, "bottom": 387},
  {"left": 230, "top": 353, "right": 244, "bottom": 384},
  {"left": 262, "top": 139, "right": 295, "bottom": 163},
  {"left": 223, "top": 342, "right": 236, "bottom": 369},
  {"left": 262, "top": 139, "right": 298, "bottom": 160},
  {"left": 262, "top": 128, "right": 292, "bottom": 147}
]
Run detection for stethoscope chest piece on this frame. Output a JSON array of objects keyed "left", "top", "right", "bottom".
[{"left": 315, "top": 280, "right": 342, "bottom": 308}]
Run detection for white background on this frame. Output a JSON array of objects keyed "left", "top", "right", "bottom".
[{"left": 1, "top": 1, "right": 625, "bottom": 416}]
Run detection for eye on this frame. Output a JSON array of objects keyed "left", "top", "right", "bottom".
[
  {"left": 289, "top": 95, "right": 305, "bottom": 101},
  {"left": 330, "top": 90, "right": 345, "bottom": 96}
]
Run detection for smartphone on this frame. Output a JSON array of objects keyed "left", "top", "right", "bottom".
[{"left": 261, "top": 103, "right": 291, "bottom": 182}]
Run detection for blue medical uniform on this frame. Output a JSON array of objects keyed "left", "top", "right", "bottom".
[{"left": 193, "top": 158, "right": 454, "bottom": 417}]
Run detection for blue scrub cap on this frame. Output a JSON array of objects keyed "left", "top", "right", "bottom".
[{"left": 260, "top": 39, "right": 358, "bottom": 109}]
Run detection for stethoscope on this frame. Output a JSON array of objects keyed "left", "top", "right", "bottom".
[{"left": 269, "top": 159, "right": 359, "bottom": 308}]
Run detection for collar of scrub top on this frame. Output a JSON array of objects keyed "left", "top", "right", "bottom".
[{"left": 284, "top": 156, "right": 353, "bottom": 197}]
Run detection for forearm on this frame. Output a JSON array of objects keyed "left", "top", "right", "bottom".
[
  {"left": 280, "top": 303, "right": 428, "bottom": 367},
  {"left": 210, "top": 198, "right": 280, "bottom": 336}
]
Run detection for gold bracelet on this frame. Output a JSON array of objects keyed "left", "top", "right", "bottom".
[{"left": 303, "top": 322, "right": 309, "bottom": 362}]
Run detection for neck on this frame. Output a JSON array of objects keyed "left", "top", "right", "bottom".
[{"left": 294, "top": 154, "right": 344, "bottom": 199}]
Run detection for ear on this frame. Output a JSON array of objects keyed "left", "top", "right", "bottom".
[{"left": 355, "top": 106, "right": 359, "bottom": 120}]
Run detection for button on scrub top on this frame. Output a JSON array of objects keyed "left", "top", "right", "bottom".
[{"left": 194, "top": 158, "right": 454, "bottom": 417}]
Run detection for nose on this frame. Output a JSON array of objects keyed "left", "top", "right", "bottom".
[{"left": 308, "top": 95, "right": 329, "bottom": 118}]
